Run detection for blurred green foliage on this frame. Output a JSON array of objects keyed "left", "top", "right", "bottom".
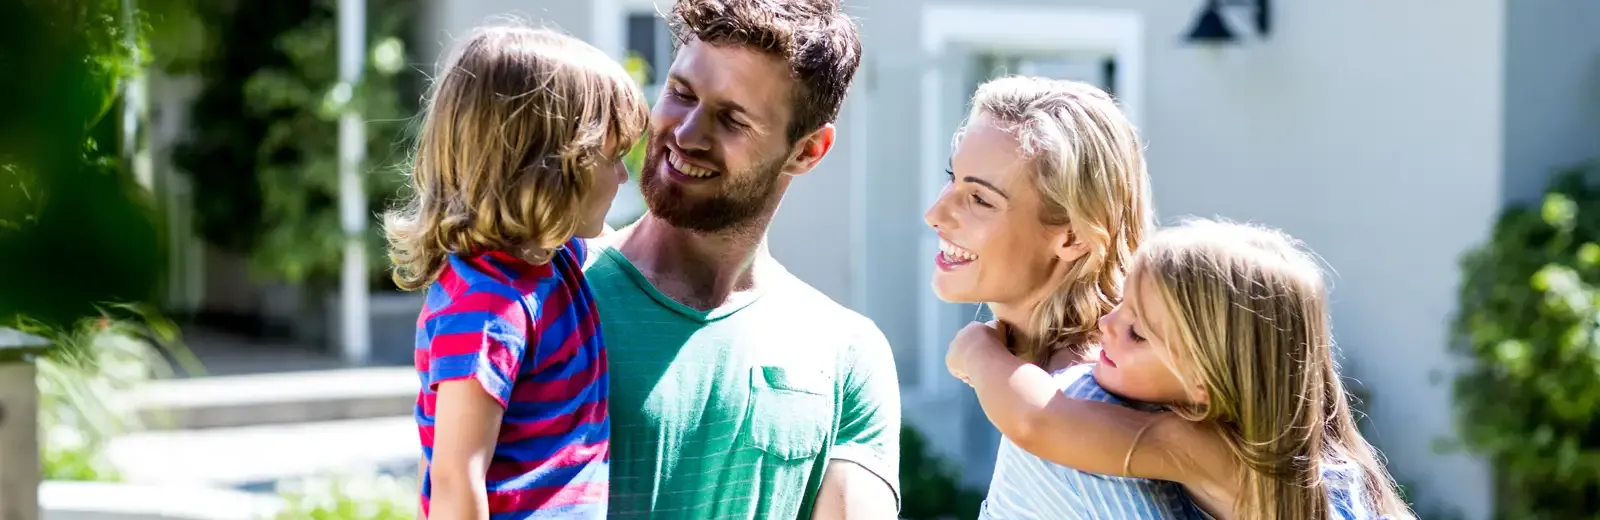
[
  {"left": 174, "top": 0, "right": 419, "bottom": 288},
  {"left": 900, "top": 425, "right": 984, "bottom": 519},
  {"left": 1452, "top": 161, "right": 1600, "bottom": 517},
  {"left": 36, "top": 306, "right": 196, "bottom": 482},
  {"left": 271, "top": 472, "right": 417, "bottom": 520},
  {"left": 0, "top": 0, "right": 196, "bottom": 331},
  {"left": 622, "top": 52, "right": 652, "bottom": 181}
]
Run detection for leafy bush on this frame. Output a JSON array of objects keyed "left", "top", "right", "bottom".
[
  {"left": 0, "top": 0, "right": 183, "bottom": 330},
  {"left": 1452, "top": 162, "right": 1600, "bottom": 517},
  {"left": 175, "top": 0, "right": 419, "bottom": 287},
  {"left": 899, "top": 425, "right": 983, "bottom": 520},
  {"left": 30, "top": 308, "right": 197, "bottom": 481},
  {"left": 271, "top": 472, "right": 416, "bottom": 520}
]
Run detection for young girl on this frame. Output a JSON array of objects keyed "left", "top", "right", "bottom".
[
  {"left": 383, "top": 26, "right": 647, "bottom": 519},
  {"left": 947, "top": 219, "right": 1416, "bottom": 520}
]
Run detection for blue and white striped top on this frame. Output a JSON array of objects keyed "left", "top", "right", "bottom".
[
  {"left": 980, "top": 364, "right": 1209, "bottom": 519},
  {"left": 979, "top": 364, "right": 1385, "bottom": 520}
]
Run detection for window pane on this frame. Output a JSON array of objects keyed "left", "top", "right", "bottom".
[
  {"left": 625, "top": 14, "right": 660, "bottom": 84},
  {"left": 1017, "top": 55, "right": 1115, "bottom": 95}
]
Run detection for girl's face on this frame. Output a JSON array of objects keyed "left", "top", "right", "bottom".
[
  {"left": 1094, "top": 271, "right": 1204, "bottom": 406},
  {"left": 575, "top": 146, "right": 632, "bottom": 239},
  {"left": 923, "top": 114, "right": 1075, "bottom": 306}
]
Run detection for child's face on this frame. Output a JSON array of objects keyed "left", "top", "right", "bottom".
[
  {"left": 575, "top": 148, "right": 630, "bottom": 239},
  {"left": 1094, "top": 272, "right": 1203, "bottom": 407}
]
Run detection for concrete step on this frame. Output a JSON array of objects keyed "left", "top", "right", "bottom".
[
  {"left": 129, "top": 367, "right": 419, "bottom": 430},
  {"left": 107, "top": 416, "right": 420, "bottom": 491},
  {"left": 41, "top": 481, "right": 284, "bottom": 520}
]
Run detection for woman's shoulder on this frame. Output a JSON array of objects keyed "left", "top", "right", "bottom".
[{"left": 1056, "top": 363, "right": 1130, "bottom": 405}]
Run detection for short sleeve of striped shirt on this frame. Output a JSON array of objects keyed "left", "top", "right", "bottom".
[{"left": 423, "top": 288, "right": 532, "bottom": 408}]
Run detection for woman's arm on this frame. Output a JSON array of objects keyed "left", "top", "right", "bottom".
[
  {"left": 948, "top": 322, "right": 1218, "bottom": 485},
  {"left": 427, "top": 380, "right": 503, "bottom": 520}
]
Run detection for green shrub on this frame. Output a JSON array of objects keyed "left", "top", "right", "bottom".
[
  {"left": 271, "top": 472, "right": 417, "bottom": 520},
  {"left": 899, "top": 424, "right": 983, "bottom": 520},
  {"left": 175, "top": 0, "right": 418, "bottom": 287},
  {"left": 1452, "top": 161, "right": 1600, "bottom": 517},
  {"left": 31, "top": 308, "right": 197, "bottom": 481},
  {"left": 0, "top": 0, "right": 183, "bottom": 330}
]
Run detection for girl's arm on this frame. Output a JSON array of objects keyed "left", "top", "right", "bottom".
[
  {"left": 948, "top": 322, "right": 1223, "bottom": 486},
  {"left": 428, "top": 380, "right": 504, "bottom": 520}
]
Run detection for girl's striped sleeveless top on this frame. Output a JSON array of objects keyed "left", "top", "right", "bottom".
[{"left": 979, "top": 364, "right": 1385, "bottom": 519}]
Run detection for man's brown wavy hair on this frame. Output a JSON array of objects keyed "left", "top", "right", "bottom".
[
  {"left": 384, "top": 26, "right": 648, "bottom": 291},
  {"left": 670, "top": 0, "right": 862, "bottom": 143}
]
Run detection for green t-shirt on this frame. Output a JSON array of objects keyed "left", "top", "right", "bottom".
[{"left": 585, "top": 246, "right": 901, "bottom": 519}]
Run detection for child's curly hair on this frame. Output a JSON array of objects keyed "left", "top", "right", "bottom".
[{"left": 384, "top": 26, "right": 648, "bottom": 290}]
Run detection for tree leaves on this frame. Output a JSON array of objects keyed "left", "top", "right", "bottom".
[{"left": 1452, "top": 161, "right": 1600, "bottom": 517}]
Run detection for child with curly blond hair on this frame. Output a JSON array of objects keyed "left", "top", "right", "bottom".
[{"left": 383, "top": 25, "right": 647, "bottom": 519}]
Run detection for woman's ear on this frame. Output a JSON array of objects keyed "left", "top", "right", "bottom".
[
  {"left": 1053, "top": 229, "right": 1091, "bottom": 263},
  {"left": 1190, "top": 384, "right": 1210, "bottom": 406}
]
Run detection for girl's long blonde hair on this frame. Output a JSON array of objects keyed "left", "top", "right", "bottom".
[
  {"left": 965, "top": 76, "right": 1152, "bottom": 365},
  {"left": 384, "top": 25, "right": 648, "bottom": 290},
  {"left": 1130, "top": 219, "right": 1414, "bottom": 520}
]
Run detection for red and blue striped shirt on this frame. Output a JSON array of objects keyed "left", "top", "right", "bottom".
[{"left": 414, "top": 238, "right": 608, "bottom": 519}]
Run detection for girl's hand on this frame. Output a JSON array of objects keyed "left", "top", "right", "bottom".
[{"left": 947, "top": 320, "right": 1010, "bottom": 386}]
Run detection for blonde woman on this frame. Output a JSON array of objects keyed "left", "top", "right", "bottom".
[
  {"left": 947, "top": 219, "right": 1416, "bottom": 520},
  {"left": 925, "top": 75, "right": 1204, "bottom": 517},
  {"left": 384, "top": 26, "right": 647, "bottom": 519}
]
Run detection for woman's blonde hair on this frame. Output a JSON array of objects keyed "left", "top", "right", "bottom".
[
  {"left": 384, "top": 25, "right": 648, "bottom": 290},
  {"left": 964, "top": 76, "right": 1152, "bottom": 365},
  {"left": 1130, "top": 218, "right": 1414, "bottom": 520}
]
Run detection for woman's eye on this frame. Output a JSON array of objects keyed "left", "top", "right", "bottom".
[
  {"left": 1128, "top": 327, "right": 1145, "bottom": 342},
  {"left": 943, "top": 168, "right": 955, "bottom": 183},
  {"left": 970, "top": 193, "right": 993, "bottom": 208}
]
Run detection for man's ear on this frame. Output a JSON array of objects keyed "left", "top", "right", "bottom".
[
  {"left": 1053, "top": 229, "right": 1091, "bottom": 263},
  {"left": 782, "top": 123, "right": 836, "bottom": 176}
]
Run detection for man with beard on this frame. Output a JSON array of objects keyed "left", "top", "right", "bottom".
[{"left": 583, "top": 0, "right": 900, "bottom": 518}]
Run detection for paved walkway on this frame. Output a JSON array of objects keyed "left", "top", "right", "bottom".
[
  {"left": 106, "top": 327, "right": 420, "bottom": 496},
  {"left": 108, "top": 416, "right": 418, "bottom": 490}
]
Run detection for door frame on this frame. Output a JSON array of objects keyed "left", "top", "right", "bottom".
[{"left": 914, "top": 4, "right": 1146, "bottom": 397}]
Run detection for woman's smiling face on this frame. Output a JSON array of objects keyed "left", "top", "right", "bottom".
[{"left": 924, "top": 113, "right": 1069, "bottom": 307}]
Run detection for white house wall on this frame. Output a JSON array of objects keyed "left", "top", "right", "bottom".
[{"left": 1501, "top": 0, "right": 1600, "bottom": 204}]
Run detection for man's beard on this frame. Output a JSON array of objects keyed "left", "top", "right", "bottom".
[{"left": 638, "top": 143, "right": 788, "bottom": 234}]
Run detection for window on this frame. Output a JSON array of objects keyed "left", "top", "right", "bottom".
[
  {"left": 624, "top": 12, "right": 673, "bottom": 98},
  {"left": 972, "top": 52, "right": 1118, "bottom": 96}
]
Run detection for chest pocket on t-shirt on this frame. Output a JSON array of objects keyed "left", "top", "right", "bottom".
[{"left": 743, "top": 365, "right": 832, "bottom": 461}]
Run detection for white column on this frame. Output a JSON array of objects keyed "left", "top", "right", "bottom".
[{"left": 338, "top": 0, "right": 371, "bottom": 365}]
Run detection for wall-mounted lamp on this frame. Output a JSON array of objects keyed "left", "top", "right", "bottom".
[{"left": 1184, "top": 0, "right": 1271, "bottom": 45}]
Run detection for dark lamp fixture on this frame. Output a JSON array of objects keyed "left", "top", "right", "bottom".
[{"left": 1184, "top": 0, "right": 1271, "bottom": 45}]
